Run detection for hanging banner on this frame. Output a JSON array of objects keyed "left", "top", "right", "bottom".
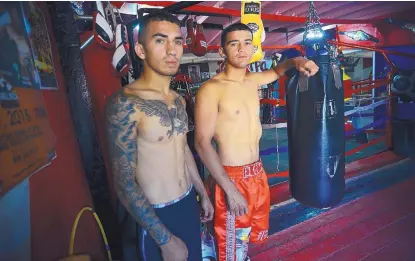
[
  {"left": 23, "top": 2, "right": 58, "bottom": 90},
  {"left": 0, "top": 2, "right": 56, "bottom": 197}
]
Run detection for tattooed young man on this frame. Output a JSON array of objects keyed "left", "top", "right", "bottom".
[{"left": 105, "top": 12, "right": 213, "bottom": 261}]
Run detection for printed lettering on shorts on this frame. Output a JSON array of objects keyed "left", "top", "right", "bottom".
[
  {"left": 226, "top": 211, "right": 236, "bottom": 261},
  {"left": 243, "top": 161, "right": 263, "bottom": 179},
  {"left": 226, "top": 178, "right": 236, "bottom": 261},
  {"left": 256, "top": 230, "right": 268, "bottom": 241}
]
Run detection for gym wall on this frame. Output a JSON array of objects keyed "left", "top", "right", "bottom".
[{"left": 0, "top": 2, "right": 107, "bottom": 261}]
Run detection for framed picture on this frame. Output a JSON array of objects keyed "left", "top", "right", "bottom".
[{"left": 188, "top": 64, "right": 201, "bottom": 84}]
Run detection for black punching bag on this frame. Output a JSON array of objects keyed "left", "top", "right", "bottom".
[{"left": 286, "top": 54, "right": 345, "bottom": 209}]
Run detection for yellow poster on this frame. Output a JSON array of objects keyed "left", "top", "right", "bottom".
[{"left": 0, "top": 2, "right": 56, "bottom": 196}]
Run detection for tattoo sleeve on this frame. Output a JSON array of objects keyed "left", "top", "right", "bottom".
[{"left": 105, "top": 93, "right": 171, "bottom": 246}]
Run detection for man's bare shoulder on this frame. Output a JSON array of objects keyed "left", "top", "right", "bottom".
[
  {"left": 105, "top": 87, "right": 129, "bottom": 107},
  {"left": 244, "top": 71, "right": 256, "bottom": 81},
  {"left": 243, "top": 72, "right": 263, "bottom": 88},
  {"left": 104, "top": 87, "right": 142, "bottom": 123},
  {"left": 196, "top": 82, "right": 219, "bottom": 102},
  {"left": 198, "top": 75, "right": 227, "bottom": 95},
  {"left": 207, "top": 72, "right": 257, "bottom": 89},
  {"left": 106, "top": 79, "right": 158, "bottom": 108},
  {"left": 105, "top": 88, "right": 125, "bottom": 110}
]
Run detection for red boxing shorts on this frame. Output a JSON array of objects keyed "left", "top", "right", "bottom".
[{"left": 214, "top": 160, "right": 270, "bottom": 261}]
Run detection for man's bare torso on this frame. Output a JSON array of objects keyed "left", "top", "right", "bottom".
[
  {"left": 121, "top": 87, "right": 191, "bottom": 205},
  {"left": 210, "top": 73, "right": 262, "bottom": 166}
]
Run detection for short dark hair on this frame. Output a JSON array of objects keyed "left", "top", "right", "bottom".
[
  {"left": 138, "top": 11, "right": 181, "bottom": 43},
  {"left": 221, "top": 23, "right": 253, "bottom": 47}
]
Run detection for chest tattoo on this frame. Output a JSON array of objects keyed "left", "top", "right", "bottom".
[{"left": 136, "top": 96, "right": 188, "bottom": 137}]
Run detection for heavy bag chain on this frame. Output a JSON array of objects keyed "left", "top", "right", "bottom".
[
  {"left": 303, "top": 1, "right": 323, "bottom": 41},
  {"left": 301, "top": 1, "right": 342, "bottom": 89},
  {"left": 302, "top": 1, "right": 337, "bottom": 62}
]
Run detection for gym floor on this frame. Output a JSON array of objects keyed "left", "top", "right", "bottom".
[{"left": 249, "top": 155, "right": 415, "bottom": 261}]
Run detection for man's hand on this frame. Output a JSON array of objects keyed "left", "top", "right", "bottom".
[
  {"left": 294, "top": 57, "right": 319, "bottom": 77},
  {"left": 160, "top": 235, "right": 188, "bottom": 261},
  {"left": 247, "top": 56, "right": 320, "bottom": 87},
  {"left": 200, "top": 195, "right": 214, "bottom": 222},
  {"left": 226, "top": 189, "right": 248, "bottom": 217}
]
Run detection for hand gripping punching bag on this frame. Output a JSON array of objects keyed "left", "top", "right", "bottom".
[{"left": 286, "top": 53, "right": 346, "bottom": 209}]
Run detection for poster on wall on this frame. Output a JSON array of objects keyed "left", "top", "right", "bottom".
[
  {"left": 0, "top": 2, "right": 57, "bottom": 197},
  {"left": 23, "top": 2, "right": 58, "bottom": 90},
  {"left": 188, "top": 64, "right": 202, "bottom": 84}
]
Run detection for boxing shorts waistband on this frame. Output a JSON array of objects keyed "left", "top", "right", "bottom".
[
  {"left": 152, "top": 184, "right": 194, "bottom": 209},
  {"left": 223, "top": 159, "right": 264, "bottom": 180}
]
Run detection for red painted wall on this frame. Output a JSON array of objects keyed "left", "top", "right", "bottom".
[{"left": 29, "top": 3, "right": 106, "bottom": 260}]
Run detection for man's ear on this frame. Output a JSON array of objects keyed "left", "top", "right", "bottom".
[
  {"left": 135, "top": 42, "right": 145, "bottom": 60},
  {"left": 218, "top": 47, "right": 226, "bottom": 59}
]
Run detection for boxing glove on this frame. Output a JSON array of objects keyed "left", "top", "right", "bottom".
[
  {"left": 93, "top": 1, "right": 114, "bottom": 49},
  {"left": 186, "top": 18, "right": 196, "bottom": 52},
  {"left": 250, "top": 44, "right": 263, "bottom": 63},
  {"left": 241, "top": 0, "right": 264, "bottom": 46},
  {"left": 112, "top": 24, "right": 130, "bottom": 77},
  {"left": 192, "top": 24, "right": 208, "bottom": 57}
]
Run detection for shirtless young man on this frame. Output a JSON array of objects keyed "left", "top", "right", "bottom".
[
  {"left": 105, "top": 12, "right": 213, "bottom": 261},
  {"left": 194, "top": 23, "right": 319, "bottom": 261}
]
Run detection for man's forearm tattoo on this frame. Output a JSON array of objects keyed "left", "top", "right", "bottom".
[{"left": 105, "top": 93, "right": 171, "bottom": 246}]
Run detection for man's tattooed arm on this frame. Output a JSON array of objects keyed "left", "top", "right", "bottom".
[{"left": 105, "top": 93, "right": 171, "bottom": 246}]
